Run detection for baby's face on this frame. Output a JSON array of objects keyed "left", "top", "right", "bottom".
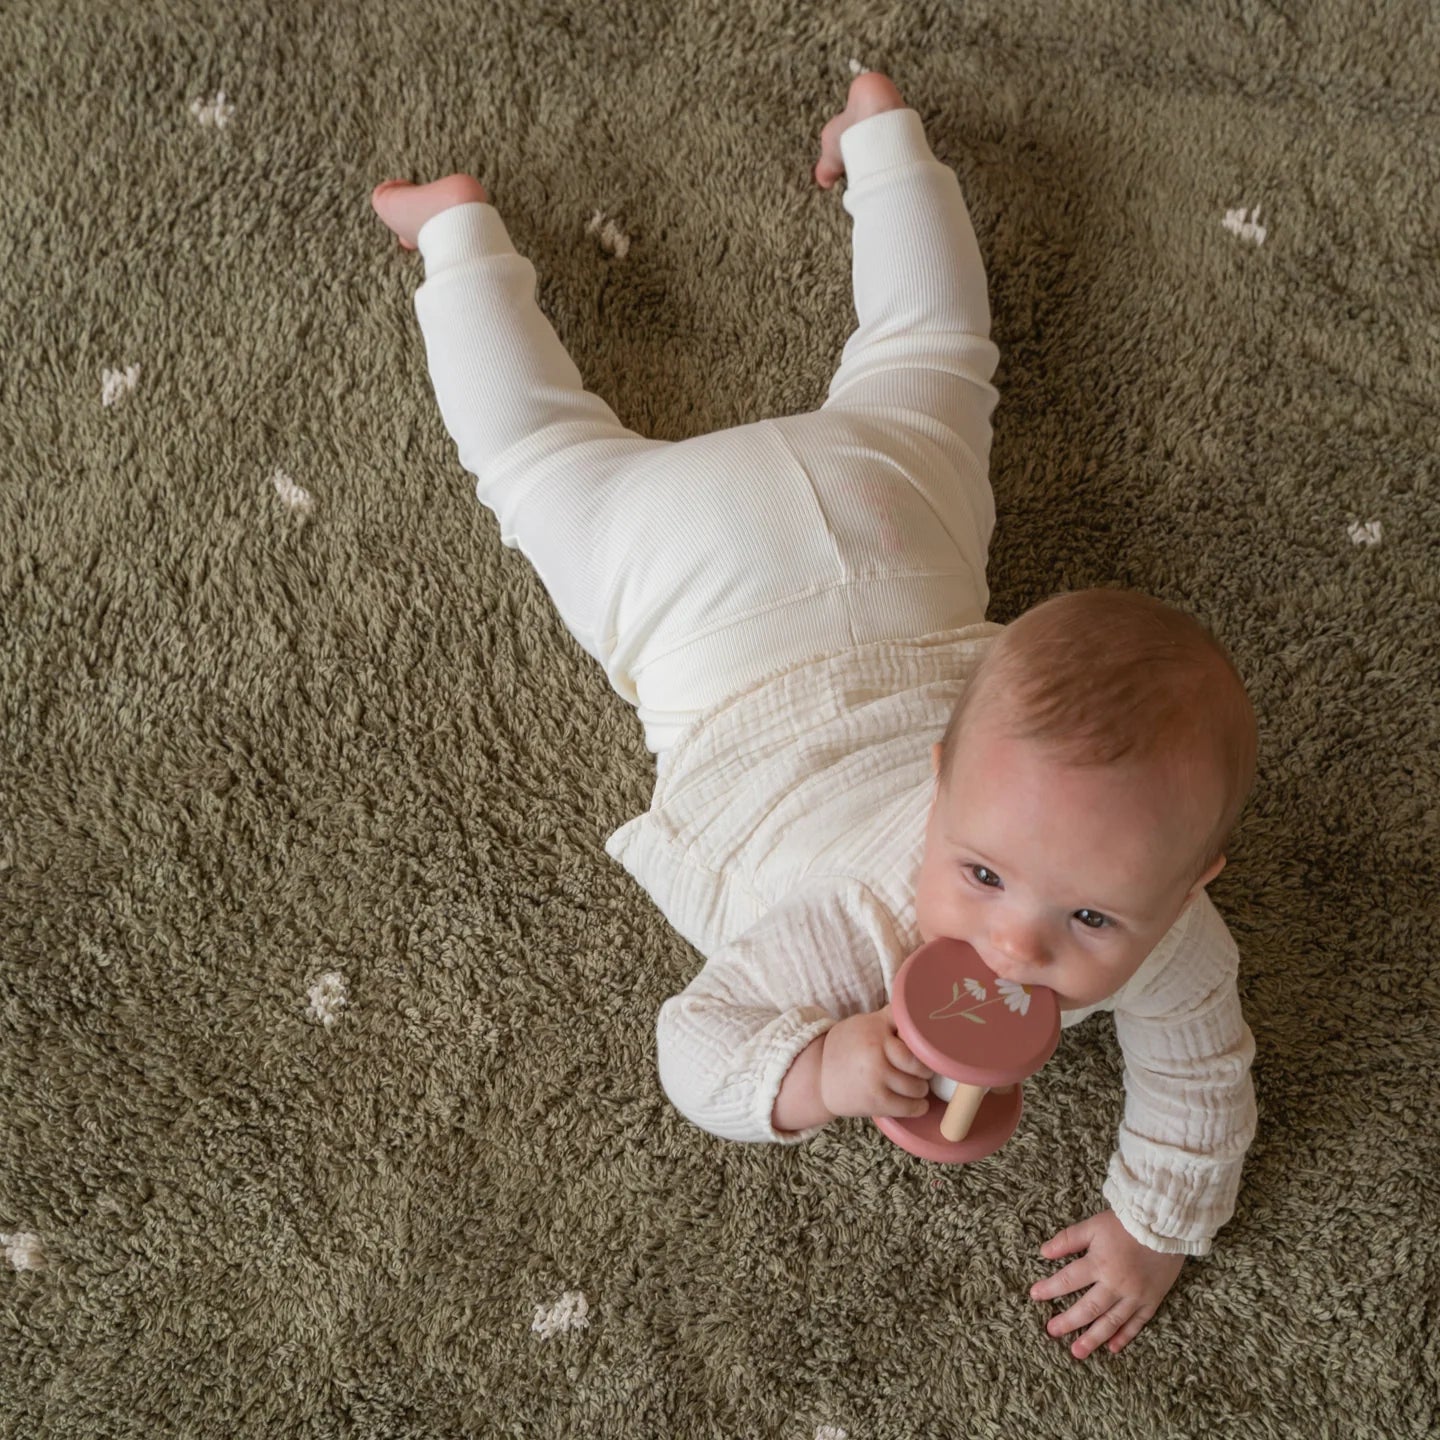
[{"left": 913, "top": 714, "right": 1226, "bottom": 1011}]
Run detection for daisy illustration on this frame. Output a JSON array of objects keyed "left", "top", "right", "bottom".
[{"left": 929, "top": 976, "right": 1032, "bottom": 1023}]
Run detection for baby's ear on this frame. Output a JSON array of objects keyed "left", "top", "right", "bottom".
[{"left": 1185, "top": 853, "right": 1227, "bottom": 905}]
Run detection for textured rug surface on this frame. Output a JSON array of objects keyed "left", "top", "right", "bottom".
[{"left": 3, "top": 1, "right": 1437, "bottom": 1435}]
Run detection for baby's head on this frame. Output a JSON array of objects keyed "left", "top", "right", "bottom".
[{"left": 914, "top": 587, "right": 1258, "bottom": 1010}]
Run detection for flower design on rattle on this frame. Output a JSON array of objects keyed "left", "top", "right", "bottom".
[
  {"left": 928, "top": 976, "right": 1033, "bottom": 1023},
  {"left": 874, "top": 938, "right": 1060, "bottom": 1162}
]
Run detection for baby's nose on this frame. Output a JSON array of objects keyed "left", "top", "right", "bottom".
[{"left": 990, "top": 921, "right": 1048, "bottom": 967}]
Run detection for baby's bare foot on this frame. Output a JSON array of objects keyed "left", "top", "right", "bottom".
[
  {"left": 371, "top": 174, "right": 490, "bottom": 250},
  {"left": 815, "top": 71, "right": 908, "bottom": 189}
]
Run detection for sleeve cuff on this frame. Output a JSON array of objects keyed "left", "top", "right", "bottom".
[
  {"left": 1103, "top": 1171, "right": 1215, "bottom": 1258},
  {"left": 753, "top": 1010, "right": 840, "bottom": 1144},
  {"left": 838, "top": 107, "right": 938, "bottom": 188},
  {"left": 416, "top": 200, "right": 516, "bottom": 275}
]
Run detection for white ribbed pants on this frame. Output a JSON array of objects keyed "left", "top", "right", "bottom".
[{"left": 411, "top": 107, "right": 1000, "bottom": 763}]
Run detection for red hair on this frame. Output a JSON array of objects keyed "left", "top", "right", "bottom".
[{"left": 937, "top": 587, "right": 1258, "bottom": 883}]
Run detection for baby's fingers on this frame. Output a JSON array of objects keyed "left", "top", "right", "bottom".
[
  {"left": 877, "top": 1063, "right": 933, "bottom": 1120},
  {"left": 884, "top": 1033, "right": 934, "bottom": 1081},
  {"left": 877, "top": 1083, "right": 931, "bottom": 1118}
]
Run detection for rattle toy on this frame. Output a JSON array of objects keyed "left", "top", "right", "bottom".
[{"left": 873, "top": 937, "right": 1060, "bottom": 1163}]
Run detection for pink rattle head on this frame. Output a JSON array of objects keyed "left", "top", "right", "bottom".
[{"left": 874, "top": 936, "right": 1060, "bottom": 1163}]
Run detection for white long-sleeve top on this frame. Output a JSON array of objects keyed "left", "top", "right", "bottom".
[{"left": 605, "top": 626, "right": 1258, "bottom": 1257}]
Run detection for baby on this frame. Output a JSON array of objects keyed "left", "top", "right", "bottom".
[{"left": 372, "top": 71, "right": 1260, "bottom": 1362}]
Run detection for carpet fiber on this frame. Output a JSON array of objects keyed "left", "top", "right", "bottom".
[{"left": 3, "top": 1, "right": 1437, "bottom": 1435}]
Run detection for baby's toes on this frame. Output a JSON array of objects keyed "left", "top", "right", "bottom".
[
  {"left": 370, "top": 180, "right": 421, "bottom": 249},
  {"left": 371, "top": 178, "right": 408, "bottom": 207}
]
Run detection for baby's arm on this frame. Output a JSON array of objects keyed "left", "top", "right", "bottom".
[
  {"left": 1104, "top": 895, "right": 1260, "bottom": 1257},
  {"left": 654, "top": 878, "right": 909, "bottom": 1144},
  {"left": 773, "top": 1001, "right": 935, "bottom": 1133}
]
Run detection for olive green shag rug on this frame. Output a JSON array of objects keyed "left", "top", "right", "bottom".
[{"left": 2, "top": 1, "right": 1437, "bottom": 1436}]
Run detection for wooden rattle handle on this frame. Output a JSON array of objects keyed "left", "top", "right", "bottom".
[
  {"left": 940, "top": 1083, "right": 988, "bottom": 1141},
  {"left": 939, "top": 1081, "right": 1019, "bottom": 1140}
]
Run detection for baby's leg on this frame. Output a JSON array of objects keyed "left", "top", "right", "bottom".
[
  {"left": 380, "top": 178, "right": 860, "bottom": 755},
  {"left": 822, "top": 105, "right": 999, "bottom": 462},
  {"left": 800, "top": 97, "right": 1001, "bottom": 616},
  {"left": 378, "top": 180, "right": 668, "bottom": 670}
]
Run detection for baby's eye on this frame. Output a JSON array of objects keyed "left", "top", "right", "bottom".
[
  {"left": 967, "top": 865, "right": 1002, "bottom": 888},
  {"left": 1075, "top": 909, "right": 1113, "bottom": 931}
]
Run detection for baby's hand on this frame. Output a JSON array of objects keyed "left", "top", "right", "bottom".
[
  {"left": 1030, "top": 1209, "right": 1187, "bottom": 1359},
  {"left": 814, "top": 72, "right": 908, "bottom": 189},
  {"left": 819, "top": 1003, "right": 934, "bottom": 1119}
]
